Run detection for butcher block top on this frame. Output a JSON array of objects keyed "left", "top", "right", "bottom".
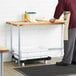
[
  {"left": 0, "top": 46, "right": 9, "bottom": 53},
  {"left": 6, "top": 20, "right": 64, "bottom": 26}
]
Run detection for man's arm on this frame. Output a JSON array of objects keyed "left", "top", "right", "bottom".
[
  {"left": 54, "top": 0, "right": 65, "bottom": 19},
  {"left": 50, "top": 0, "right": 65, "bottom": 23}
]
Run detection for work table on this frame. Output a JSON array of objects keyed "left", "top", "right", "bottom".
[{"left": 6, "top": 20, "right": 64, "bottom": 66}]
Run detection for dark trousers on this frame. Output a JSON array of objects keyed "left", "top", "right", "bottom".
[{"left": 62, "top": 28, "right": 76, "bottom": 64}]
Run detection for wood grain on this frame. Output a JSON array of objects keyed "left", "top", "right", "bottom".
[
  {"left": 0, "top": 46, "right": 9, "bottom": 53},
  {"left": 6, "top": 20, "right": 64, "bottom": 26}
]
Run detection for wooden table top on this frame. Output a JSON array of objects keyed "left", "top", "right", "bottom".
[
  {"left": 0, "top": 46, "right": 9, "bottom": 53},
  {"left": 6, "top": 20, "right": 64, "bottom": 26}
]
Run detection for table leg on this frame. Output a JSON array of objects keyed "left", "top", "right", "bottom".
[
  {"left": 0, "top": 53, "right": 3, "bottom": 76},
  {"left": 10, "top": 26, "right": 13, "bottom": 61},
  {"left": 18, "top": 26, "right": 21, "bottom": 66}
]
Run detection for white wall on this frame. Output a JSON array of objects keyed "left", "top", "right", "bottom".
[{"left": 0, "top": 0, "right": 61, "bottom": 62}]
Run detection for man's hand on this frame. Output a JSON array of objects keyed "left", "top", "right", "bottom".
[{"left": 49, "top": 18, "right": 56, "bottom": 23}]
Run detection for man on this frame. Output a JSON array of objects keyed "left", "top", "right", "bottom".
[{"left": 50, "top": 0, "right": 76, "bottom": 66}]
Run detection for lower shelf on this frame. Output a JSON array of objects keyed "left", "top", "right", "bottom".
[
  {"left": 12, "top": 55, "right": 51, "bottom": 62},
  {"left": 12, "top": 55, "right": 51, "bottom": 66}
]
